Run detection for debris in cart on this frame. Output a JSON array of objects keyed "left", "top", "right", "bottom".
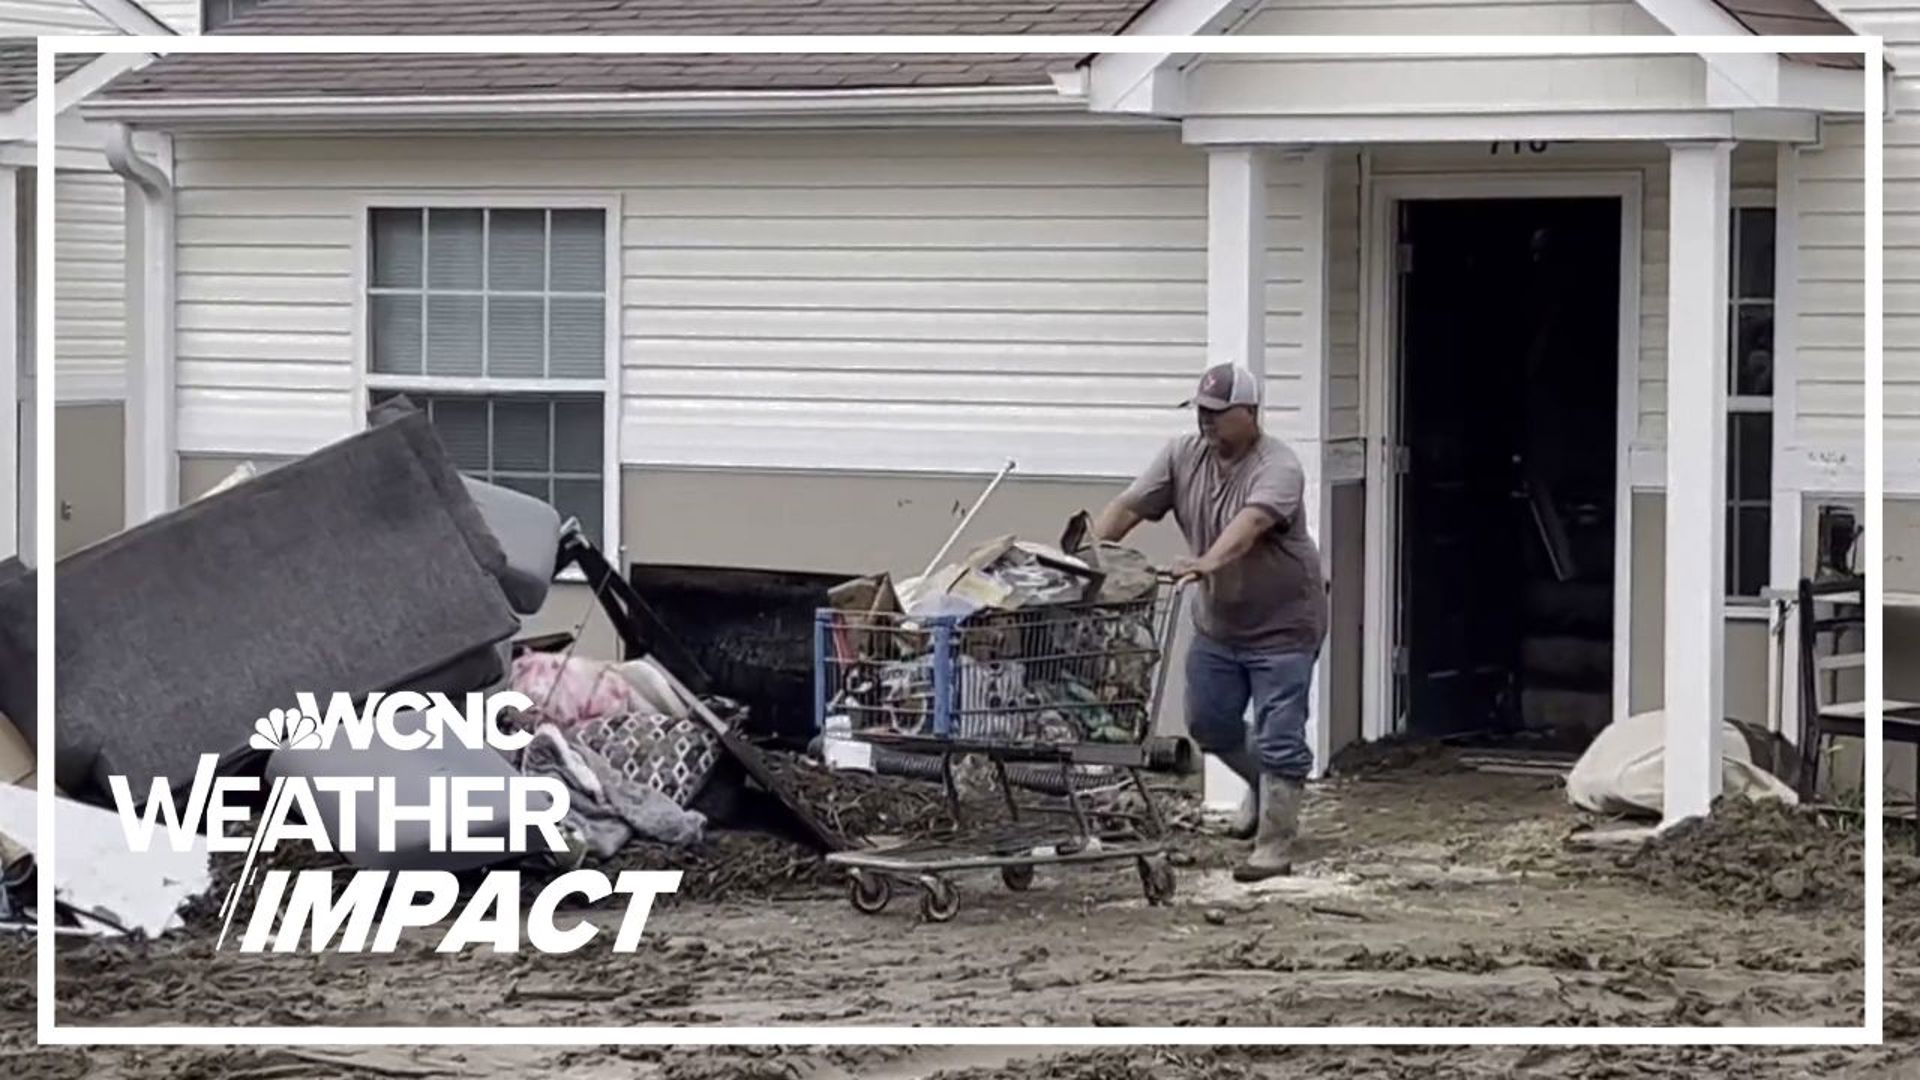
[
  {"left": 896, "top": 535, "right": 1104, "bottom": 619},
  {"left": 817, "top": 560, "right": 1190, "bottom": 922}
]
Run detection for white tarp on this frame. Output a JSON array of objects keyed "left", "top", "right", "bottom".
[{"left": 1566, "top": 709, "right": 1798, "bottom": 818}]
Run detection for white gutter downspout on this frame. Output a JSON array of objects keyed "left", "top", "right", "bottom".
[{"left": 103, "top": 122, "right": 175, "bottom": 525}]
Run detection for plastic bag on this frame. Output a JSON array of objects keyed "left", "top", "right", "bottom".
[{"left": 1566, "top": 709, "right": 1798, "bottom": 818}]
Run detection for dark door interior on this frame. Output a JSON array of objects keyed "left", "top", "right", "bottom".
[{"left": 1397, "top": 197, "right": 1620, "bottom": 740}]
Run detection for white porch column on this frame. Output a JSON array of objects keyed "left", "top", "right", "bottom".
[
  {"left": 1201, "top": 145, "right": 1270, "bottom": 812},
  {"left": 1662, "top": 140, "right": 1733, "bottom": 825},
  {"left": 1295, "top": 146, "right": 1335, "bottom": 780},
  {"left": 115, "top": 139, "right": 178, "bottom": 526},
  {"left": 1207, "top": 145, "right": 1268, "bottom": 377}
]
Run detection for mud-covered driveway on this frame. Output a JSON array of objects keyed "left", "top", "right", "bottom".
[{"left": 4, "top": 750, "right": 1913, "bottom": 1078}]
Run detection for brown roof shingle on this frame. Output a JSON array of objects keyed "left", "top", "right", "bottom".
[
  {"left": 0, "top": 40, "right": 100, "bottom": 111},
  {"left": 1713, "top": 0, "right": 1864, "bottom": 69},
  {"left": 100, "top": 0, "right": 1154, "bottom": 99},
  {"left": 90, "top": 0, "right": 1868, "bottom": 101}
]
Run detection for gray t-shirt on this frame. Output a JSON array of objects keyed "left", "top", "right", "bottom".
[{"left": 1121, "top": 433, "right": 1328, "bottom": 654}]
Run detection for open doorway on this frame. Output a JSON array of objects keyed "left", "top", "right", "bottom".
[{"left": 1394, "top": 196, "right": 1621, "bottom": 743}]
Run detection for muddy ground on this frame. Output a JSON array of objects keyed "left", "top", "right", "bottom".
[{"left": 1, "top": 748, "right": 1913, "bottom": 1078}]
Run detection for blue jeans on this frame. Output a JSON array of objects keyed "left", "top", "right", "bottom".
[{"left": 1184, "top": 633, "right": 1317, "bottom": 780}]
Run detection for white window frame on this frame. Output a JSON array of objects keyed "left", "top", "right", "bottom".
[
  {"left": 351, "top": 192, "right": 623, "bottom": 580},
  {"left": 1726, "top": 190, "right": 1776, "bottom": 611}
]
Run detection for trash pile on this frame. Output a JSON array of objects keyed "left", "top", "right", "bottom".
[
  {"left": 0, "top": 398, "right": 838, "bottom": 941},
  {"left": 822, "top": 532, "right": 1166, "bottom": 746}
]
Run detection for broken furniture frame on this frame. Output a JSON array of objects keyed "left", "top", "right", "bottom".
[
  {"left": 1793, "top": 574, "right": 1920, "bottom": 845},
  {"left": 552, "top": 527, "right": 845, "bottom": 854}
]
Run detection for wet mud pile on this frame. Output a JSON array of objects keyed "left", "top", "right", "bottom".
[{"left": 1616, "top": 797, "right": 1865, "bottom": 911}]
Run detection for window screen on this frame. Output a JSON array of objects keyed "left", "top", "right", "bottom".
[
  {"left": 372, "top": 391, "right": 605, "bottom": 549},
  {"left": 368, "top": 207, "right": 607, "bottom": 380}
]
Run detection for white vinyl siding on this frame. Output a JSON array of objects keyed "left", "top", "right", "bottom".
[
  {"left": 1192, "top": 0, "right": 1698, "bottom": 117},
  {"left": 146, "top": 0, "right": 202, "bottom": 33},
  {"left": 0, "top": 0, "right": 112, "bottom": 35},
  {"left": 167, "top": 130, "right": 1330, "bottom": 478},
  {"left": 1786, "top": 121, "right": 1872, "bottom": 489},
  {"left": 1818, "top": 2, "right": 1919, "bottom": 493},
  {"left": 1327, "top": 149, "right": 1362, "bottom": 440},
  {"left": 53, "top": 169, "right": 125, "bottom": 403}
]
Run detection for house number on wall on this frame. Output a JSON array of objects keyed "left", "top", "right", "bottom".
[{"left": 1489, "top": 141, "right": 1552, "bottom": 155}]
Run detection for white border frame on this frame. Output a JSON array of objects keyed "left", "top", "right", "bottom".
[
  {"left": 34, "top": 32, "right": 1886, "bottom": 1049},
  {"left": 0, "top": 165, "right": 16, "bottom": 562},
  {"left": 1361, "top": 170, "right": 1643, "bottom": 739},
  {"left": 348, "top": 191, "right": 626, "bottom": 569}
]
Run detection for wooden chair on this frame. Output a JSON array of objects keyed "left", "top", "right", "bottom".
[{"left": 1796, "top": 575, "right": 1920, "bottom": 837}]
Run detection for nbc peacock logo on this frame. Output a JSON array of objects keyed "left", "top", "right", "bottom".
[{"left": 248, "top": 707, "right": 320, "bottom": 751}]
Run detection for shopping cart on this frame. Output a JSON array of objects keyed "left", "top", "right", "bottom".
[{"left": 814, "top": 576, "right": 1187, "bottom": 922}]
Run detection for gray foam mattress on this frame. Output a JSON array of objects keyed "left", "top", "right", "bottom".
[{"left": 52, "top": 413, "right": 521, "bottom": 795}]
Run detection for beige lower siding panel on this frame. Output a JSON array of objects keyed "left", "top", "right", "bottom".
[{"left": 54, "top": 403, "right": 124, "bottom": 558}]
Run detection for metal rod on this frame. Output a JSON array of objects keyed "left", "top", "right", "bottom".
[{"left": 920, "top": 457, "right": 1016, "bottom": 581}]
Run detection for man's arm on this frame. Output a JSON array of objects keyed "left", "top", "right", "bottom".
[
  {"left": 1099, "top": 440, "right": 1178, "bottom": 544},
  {"left": 1172, "top": 506, "right": 1278, "bottom": 580},
  {"left": 1092, "top": 497, "right": 1144, "bottom": 543}
]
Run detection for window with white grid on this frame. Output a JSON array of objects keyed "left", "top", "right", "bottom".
[
  {"left": 364, "top": 206, "right": 610, "bottom": 551},
  {"left": 1727, "top": 206, "right": 1775, "bottom": 600}
]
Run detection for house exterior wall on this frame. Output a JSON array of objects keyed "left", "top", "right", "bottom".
[
  {"left": 54, "top": 169, "right": 124, "bottom": 403},
  {"left": 1783, "top": 120, "right": 1880, "bottom": 493},
  {"left": 0, "top": 0, "right": 197, "bottom": 34},
  {"left": 54, "top": 400, "right": 120, "bottom": 556},
  {"left": 1810, "top": 3, "right": 1920, "bottom": 496},
  {"left": 165, "top": 129, "right": 1340, "bottom": 475},
  {"left": 142, "top": 0, "right": 199, "bottom": 33},
  {"left": 154, "top": 124, "right": 1852, "bottom": 756},
  {"left": 0, "top": 0, "right": 111, "bottom": 34}
]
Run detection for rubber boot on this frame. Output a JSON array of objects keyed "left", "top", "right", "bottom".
[
  {"left": 1225, "top": 784, "right": 1258, "bottom": 840},
  {"left": 1219, "top": 747, "right": 1261, "bottom": 840},
  {"left": 1232, "top": 774, "right": 1302, "bottom": 882}
]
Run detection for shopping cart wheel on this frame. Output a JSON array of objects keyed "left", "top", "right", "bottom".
[
  {"left": 1137, "top": 855, "right": 1175, "bottom": 906},
  {"left": 919, "top": 878, "right": 961, "bottom": 923},
  {"left": 848, "top": 872, "right": 892, "bottom": 915},
  {"left": 999, "top": 864, "right": 1035, "bottom": 892}
]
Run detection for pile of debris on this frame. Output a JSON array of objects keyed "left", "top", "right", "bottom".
[
  {"left": 1616, "top": 796, "right": 1865, "bottom": 910},
  {"left": 823, "top": 530, "right": 1167, "bottom": 747},
  {"left": 1, "top": 399, "right": 854, "bottom": 940}
]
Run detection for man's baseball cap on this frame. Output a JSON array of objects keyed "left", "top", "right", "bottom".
[{"left": 1182, "top": 362, "right": 1262, "bottom": 410}]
